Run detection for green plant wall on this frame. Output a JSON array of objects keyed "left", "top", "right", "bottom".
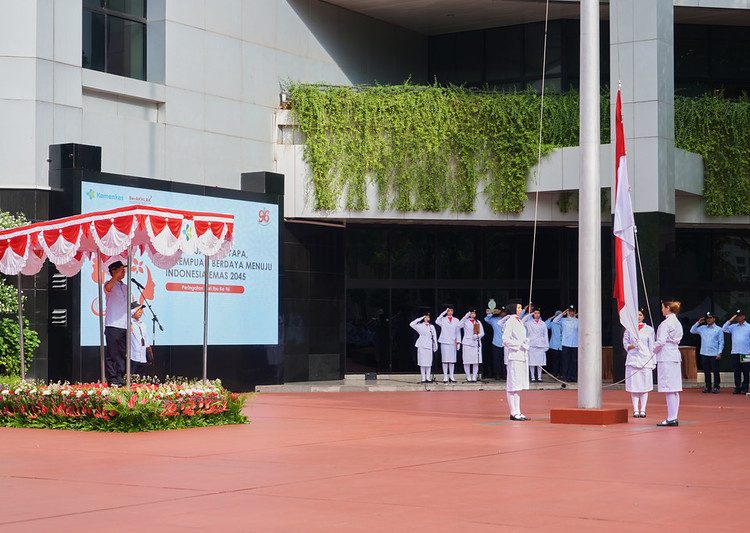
[
  {"left": 674, "top": 95, "right": 750, "bottom": 217},
  {"left": 290, "top": 84, "right": 749, "bottom": 217},
  {"left": 290, "top": 83, "right": 610, "bottom": 214}
]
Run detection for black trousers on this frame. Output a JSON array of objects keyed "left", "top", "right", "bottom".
[
  {"left": 730, "top": 354, "right": 750, "bottom": 392},
  {"left": 492, "top": 345, "right": 506, "bottom": 379},
  {"left": 104, "top": 326, "right": 127, "bottom": 385},
  {"left": 701, "top": 355, "right": 720, "bottom": 389},
  {"left": 131, "top": 361, "right": 150, "bottom": 376},
  {"left": 547, "top": 348, "right": 562, "bottom": 376},
  {"left": 560, "top": 346, "right": 578, "bottom": 381}
]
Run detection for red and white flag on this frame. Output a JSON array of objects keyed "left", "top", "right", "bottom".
[{"left": 613, "top": 89, "right": 639, "bottom": 339}]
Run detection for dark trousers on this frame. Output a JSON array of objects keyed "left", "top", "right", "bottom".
[
  {"left": 492, "top": 345, "right": 506, "bottom": 379},
  {"left": 104, "top": 326, "right": 127, "bottom": 385},
  {"left": 547, "top": 348, "right": 561, "bottom": 376},
  {"left": 560, "top": 346, "right": 578, "bottom": 381},
  {"left": 701, "top": 355, "right": 720, "bottom": 389},
  {"left": 730, "top": 354, "right": 750, "bottom": 392},
  {"left": 131, "top": 361, "right": 149, "bottom": 376}
]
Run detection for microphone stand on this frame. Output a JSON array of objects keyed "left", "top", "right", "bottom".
[{"left": 131, "top": 280, "right": 164, "bottom": 346}]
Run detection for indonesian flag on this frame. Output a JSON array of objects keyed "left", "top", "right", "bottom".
[{"left": 613, "top": 89, "right": 639, "bottom": 339}]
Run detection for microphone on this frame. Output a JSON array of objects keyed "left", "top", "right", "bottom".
[{"left": 131, "top": 278, "right": 145, "bottom": 290}]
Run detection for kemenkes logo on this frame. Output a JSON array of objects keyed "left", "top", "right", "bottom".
[
  {"left": 258, "top": 208, "right": 271, "bottom": 226},
  {"left": 86, "top": 189, "right": 96, "bottom": 200},
  {"left": 182, "top": 223, "right": 193, "bottom": 241}
]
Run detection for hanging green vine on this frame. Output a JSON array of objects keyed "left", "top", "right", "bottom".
[
  {"left": 290, "top": 83, "right": 610, "bottom": 213},
  {"left": 674, "top": 94, "right": 750, "bottom": 217},
  {"left": 291, "top": 83, "right": 749, "bottom": 217}
]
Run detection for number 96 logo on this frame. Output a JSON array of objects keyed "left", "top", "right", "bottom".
[{"left": 258, "top": 209, "right": 271, "bottom": 226}]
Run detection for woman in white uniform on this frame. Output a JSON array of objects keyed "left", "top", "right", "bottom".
[
  {"left": 503, "top": 301, "right": 530, "bottom": 421},
  {"left": 653, "top": 300, "right": 684, "bottom": 426},
  {"left": 623, "top": 309, "right": 656, "bottom": 418},
  {"left": 459, "top": 309, "right": 484, "bottom": 382},
  {"left": 410, "top": 313, "right": 438, "bottom": 383},
  {"left": 435, "top": 306, "right": 461, "bottom": 383},
  {"left": 523, "top": 309, "right": 548, "bottom": 382}
]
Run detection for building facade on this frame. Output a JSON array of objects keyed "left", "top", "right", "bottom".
[{"left": 1, "top": 0, "right": 749, "bottom": 386}]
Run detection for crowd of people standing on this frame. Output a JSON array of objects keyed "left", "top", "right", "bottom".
[{"left": 410, "top": 300, "right": 750, "bottom": 425}]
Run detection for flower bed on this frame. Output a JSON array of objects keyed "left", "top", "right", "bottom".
[{"left": 0, "top": 378, "right": 247, "bottom": 432}]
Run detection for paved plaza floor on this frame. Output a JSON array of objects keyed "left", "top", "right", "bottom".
[{"left": 1, "top": 388, "right": 748, "bottom": 531}]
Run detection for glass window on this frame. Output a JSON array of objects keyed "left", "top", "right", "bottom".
[
  {"left": 436, "top": 228, "right": 480, "bottom": 279},
  {"left": 713, "top": 235, "right": 750, "bottom": 283},
  {"left": 82, "top": 0, "right": 147, "bottom": 80},
  {"left": 391, "top": 228, "right": 435, "bottom": 279},
  {"left": 108, "top": 0, "right": 146, "bottom": 18},
  {"left": 346, "top": 289, "right": 390, "bottom": 373},
  {"left": 107, "top": 15, "right": 146, "bottom": 80},
  {"left": 484, "top": 230, "right": 514, "bottom": 280},
  {"left": 485, "top": 26, "right": 523, "bottom": 82},
  {"left": 346, "top": 225, "right": 388, "bottom": 279},
  {"left": 82, "top": 9, "right": 105, "bottom": 71}
]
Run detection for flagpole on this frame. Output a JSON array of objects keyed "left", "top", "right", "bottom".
[{"left": 578, "top": 0, "right": 602, "bottom": 409}]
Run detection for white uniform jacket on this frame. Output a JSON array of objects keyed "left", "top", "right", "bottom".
[
  {"left": 502, "top": 315, "right": 529, "bottom": 362},
  {"left": 523, "top": 317, "right": 549, "bottom": 350},
  {"left": 410, "top": 317, "right": 438, "bottom": 352},
  {"left": 623, "top": 324, "right": 656, "bottom": 369},
  {"left": 458, "top": 315, "right": 484, "bottom": 347},
  {"left": 653, "top": 314, "right": 683, "bottom": 363},
  {"left": 435, "top": 311, "right": 462, "bottom": 348}
]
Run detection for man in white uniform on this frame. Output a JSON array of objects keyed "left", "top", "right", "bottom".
[{"left": 435, "top": 306, "right": 461, "bottom": 383}]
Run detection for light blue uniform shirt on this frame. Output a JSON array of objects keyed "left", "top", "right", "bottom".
[
  {"left": 553, "top": 314, "right": 579, "bottom": 348},
  {"left": 689, "top": 322, "right": 724, "bottom": 356},
  {"left": 484, "top": 314, "right": 505, "bottom": 348},
  {"left": 722, "top": 321, "right": 750, "bottom": 355},
  {"left": 546, "top": 317, "right": 562, "bottom": 351}
]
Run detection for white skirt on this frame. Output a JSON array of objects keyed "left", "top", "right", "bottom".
[
  {"left": 625, "top": 365, "right": 653, "bottom": 393},
  {"left": 417, "top": 347, "right": 433, "bottom": 367},
  {"left": 657, "top": 361, "right": 682, "bottom": 392},
  {"left": 528, "top": 347, "right": 547, "bottom": 366},
  {"left": 462, "top": 344, "right": 482, "bottom": 364},
  {"left": 506, "top": 360, "right": 530, "bottom": 392},
  {"left": 440, "top": 343, "right": 457, "bottom": 363}
]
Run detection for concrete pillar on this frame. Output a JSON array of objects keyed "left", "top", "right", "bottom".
[{"left": 609, "top": 0, "right": 676, "bottom": 381}]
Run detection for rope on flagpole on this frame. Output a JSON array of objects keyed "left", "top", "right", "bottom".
[{"left": 526, "top": 0, "right": 551, "bottom": 313}]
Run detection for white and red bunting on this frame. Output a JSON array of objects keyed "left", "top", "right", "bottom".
[{"left": 0, "top": 204, "right": 234, "bottom": 276}]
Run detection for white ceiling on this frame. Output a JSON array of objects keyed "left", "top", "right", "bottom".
[
  {"left": 321, "top": 0, "right": 585, "bottom": 35},
  {"left": 321, "top": 0, "right": 750, "bottom": 34}
]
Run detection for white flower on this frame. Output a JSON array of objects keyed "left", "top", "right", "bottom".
[
  {"left": 1, "top": 390, "right": 8, "bottom": 396},
  {"left": 42, "top": 389, "right": 52, "bottom": 396},
  {"left": 101, "top": 389, "right": 109, "bottom": 396},
  {"left": 75, "top": 390, "right": 84, "bottom": 398},
  {"left": 87, "top": 390, "right": 95, "bottom": 396},
  {"left": 14, "top": 388, "right": 22, "bottom": 395}
]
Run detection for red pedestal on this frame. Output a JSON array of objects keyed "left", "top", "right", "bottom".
[{"left": 550, "top": 408, "right": 629, "bottom": 425}]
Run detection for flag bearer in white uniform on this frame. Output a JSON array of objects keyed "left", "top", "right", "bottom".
[
  {"left": 435, "top": 306, "right": 461, "bottom": 383},
  {"left": 459, "top": 309, "right": 484, "bottom": 382},
  {"left": 410, "top": 313, "right": 438, "bottom": 383},
  {"left": 503, "top": 301, "right": 530, "bottom": 421},
  {"left": 623, "top": 309, "right": 655, "bottom": 418},
  {"left": 523, "top": 309, "right": 548, "bottom": 382},
  {"left": 653, "top": 300, "right": 684, "bottom": 427}
]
